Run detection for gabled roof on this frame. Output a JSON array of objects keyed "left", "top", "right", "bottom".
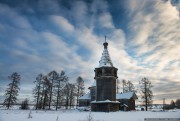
[
  {"left": 79, "top": 92, "right": 91, "bottom": 100},
  {"left": 116, "top": 92, "right": 138, "bottom": 100}
]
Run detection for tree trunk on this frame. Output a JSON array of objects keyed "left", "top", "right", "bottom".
[
  {"left": 70, "top": 89, "right": 73, "bottom": 109},
  {"left": 42, "top": 85, "right": 45, "bottom": 110},
  {"left": 49, "top": 80, "right": 53, "bottom": 110},
  {"left": 56, "top": 87, "right": 60, "bottom": 110},
  {"left": 66, "top": 95, "right": 69, "bottom": 109},
  {"left": 44, "top": 91, "right": 48, "bottom": 110},
  {"left": 76, "top": 86, "right": 79, "bottom": 107},
  {"left": 36, "top": 83, "right": 40, "bottom": 110},
  {"left": 145, "top": 81, "right": 147, "bottom": 111},
  {"left": 8, "top": 79, "right": 15, "bottom": 109},
  {"left": 40, "top": 85, "right": 43, "bottom": 109}
]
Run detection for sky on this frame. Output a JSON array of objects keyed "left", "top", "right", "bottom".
[{"left": 0, "top": 0, "right": 180, "bottom": 104}]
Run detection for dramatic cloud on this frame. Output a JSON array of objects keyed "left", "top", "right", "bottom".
[
  {"left": 125, "top": 0, "right": 180, "bottom": 102},
  {"left": 0, "top": 0, "right": 179, "bottom": 104}
]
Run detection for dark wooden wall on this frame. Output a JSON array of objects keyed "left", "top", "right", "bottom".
[
  {"left": 79, "top": 100, "right": 90, "bottom": 107},
  {"left": 117, "top": 98, "right": 135, "bottom": 111}
]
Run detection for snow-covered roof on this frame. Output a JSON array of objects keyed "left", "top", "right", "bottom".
[
  {"left": 99, "top": 42, "right": 113, "bottom": 67},
  {"left": 116, "top": 92, "right": 138, "bottom": 100},
  {"left": 79, "top": 92, "right": 91, "bottom": 100},
  {"left": 91, "top": 100, "right": 120, "bottom": 104},
  {"left": 80, "top": 92, "right": 137, "bottom": 100}
]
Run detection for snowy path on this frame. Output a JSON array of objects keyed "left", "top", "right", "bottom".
[{"left": 0, "top": 109, "right": 179, "bottom": 121}]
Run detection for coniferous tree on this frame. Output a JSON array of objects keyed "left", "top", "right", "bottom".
[
  {"left": 3, "top": 72, "right": 20, "bottom": 109},
  {"left": 164, "top": 100, "right": 176, "bottom": 110},
  {"left": 139, "top": 77, "right": 153, "bottom": 111},
  {"left": 75, "top": 76, "right": 85, "bottom": 106},
  {"left": 170, "top": 100, "right": 176, "bottom": 109}
]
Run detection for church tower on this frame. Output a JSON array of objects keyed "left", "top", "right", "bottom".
[{"left": 91, "top": 38, "right": 119, "bottom": 112}]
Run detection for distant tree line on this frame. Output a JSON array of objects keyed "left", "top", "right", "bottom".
[{"left": 164, "top": 99, "right": 180, "bottom": 110}]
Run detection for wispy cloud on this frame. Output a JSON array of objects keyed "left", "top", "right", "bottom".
[
  {"left": 0, "top": 0, "right": 179, "bottom": 103},
  {"left": 50, "top": 15, "right": 74, "bottom": 33}
]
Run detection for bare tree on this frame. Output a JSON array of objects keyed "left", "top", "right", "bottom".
[
  {"left": 54, "top": 71, "right": 68, "bottom": 110},
  {"left": 127, "top": 80, "right": 136, "bottom": 92},
  {"left": 122, "top": 79, "right": 128, "bottom": 93},
  {"left": 63, "top": 83, "right": 76, "bottom": 109},
  {"left": 42, "top": 76, "right": 51, "bottom": 109},
  {"left": 76, "top": 76, "right": 85, "bottom": 106},
  {"left": 3, "top": 72, "right": 20, "bottom": 109},
  {"left": 139, "top": 77, "right": 153, "bottom": 111},
  {"left": 33, "top": 73, "right": 43, "bottom": 110},
  {"left": 69, "top": 83, "right": 76, "bottom": 109},
  {"left": 64, "top": 83, "right": 71, "bottom": 109},
  {"left": 47, "top": 70, "right": 59, "bottom": 110},
  {"left": 121, "top": 79, "right": 136, "bottom": 93}
]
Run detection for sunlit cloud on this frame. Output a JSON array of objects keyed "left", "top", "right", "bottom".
[{"left": 0, "top": 0, "right": 179, "bottom": 104}]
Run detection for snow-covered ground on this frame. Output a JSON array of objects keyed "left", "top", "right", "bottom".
[{"left": 0, "top": 109, "right": 180, "bottom": 121}]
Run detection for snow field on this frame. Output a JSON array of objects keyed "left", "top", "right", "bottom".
[{"left": 0, "top": 109, "right": 180, "bottom": 121}]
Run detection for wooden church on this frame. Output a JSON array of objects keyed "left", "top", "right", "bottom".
[
  {"left": 79, "top": 82, "right": 137, "bottom": 111},
  {"left": 79, "top": 40, "right": 137, "bottom": 112}
]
